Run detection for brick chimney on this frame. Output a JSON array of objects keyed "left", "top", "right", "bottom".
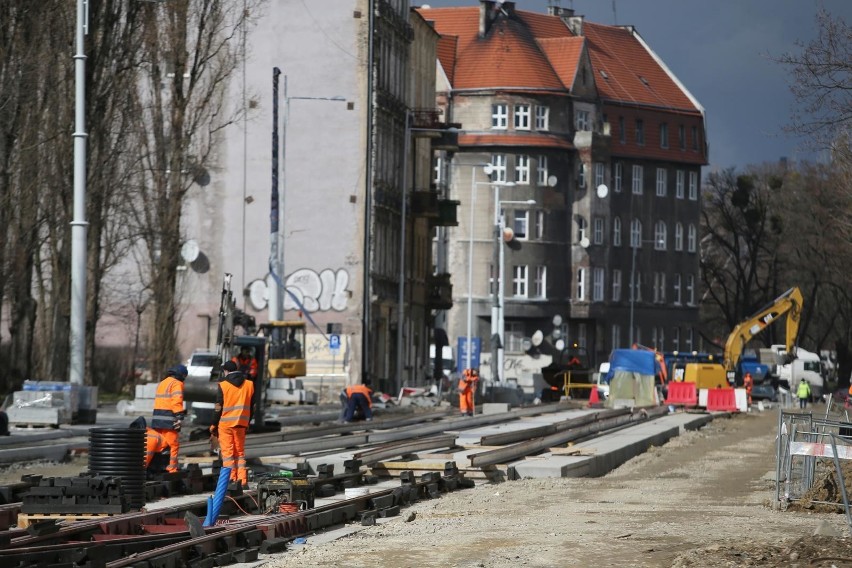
[{"left": 479, "top": 1, "right": 516, "bottom": 38}]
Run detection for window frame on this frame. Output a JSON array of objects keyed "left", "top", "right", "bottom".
[
  {"left": 515, "top": 154, "right": 530, "bottom": 185},
  {"left": 673, "top": 273, "right": 682, "bottom": 305},
  {"left": 674, "top": 222, "right": 684, "bottom": 251},
  {"left": 687, "top": 224, "right": 697, "bottom": 252},
  {"left": 534, "top": 265, "right": 547, "bottom": 298},
  {"left": 512, "top": 265, "right": 529, "bottom": 298},
  {"left": 630, "top": 218, "right": 642, "bottom": 248},
  {"left": 612, "top": 269, "right": 622, "bottom": 301},
  {"left": 613, "top": 217, "right": 622, "bottom": 247},
  {"left": 686, "top": 274, "right": 695, "bottom": 305},
  {"left": 537, "top": 155, "right": 548, "bottom": 186},
  {"left": 535, "top": 105, "right": 549, "bottom": 130},
  {"left": 593, "top": 267, "right": 605, "bottom": 302},
  {"left": 491, "top": 154, "right": 507, "bottom": 182},
  {"left": 635, "top": 119, "right": 645, "bottom": 145},
  {"left": 594, "top": 162, "right": 605, "bottom": 188},
  {"left": 535, "top": 210, "right": 545, "bottom": 240},
  {"left": 593, "top": 217, "right": 604, "bottom": 245},
  {"left": 660, "top": 122, "right": 669, "bottom": 148},
  {"left": 514, "top": 103, "right": 531, "bottom": 130},
  {"left": 576, "top": 109, "right": 590, "bottom": 131},
  {"left": 632, "top": 164, "right": 643, "bottom": 194},
  {"left": 492, "top": 104, "right": 508, "bottom": 129},
  {"left": 576, "top": 267, "right": 586, "bottom": 301},
  {"left": 614, "top": 162, "right": 623, "bottom": 192},
  {"left": 656, "top": 168, "right": 667, "bottom": 197},
  {"left": 676, "top": 170, "right": 685, "bottom": 199},
  {"left": 513, "top": 210, "right": 530, "bottom": 240},
  {"left": 654, "top": 221, "right": 667, "bottom": 250},
  {"left": 688, "top": 171, "right": 698, "bottom": 200}
]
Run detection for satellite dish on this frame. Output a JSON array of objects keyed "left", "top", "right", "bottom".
[
  {"left": 555, "top": 339, "right": 566, "bottom": 351},
  {"left": 247, "top": 279, "right": 268, "bottom": 311},
  {"left": 552, "top": 328, "right": 562, "bottom": 340},
  {"left": 552, "top": 315, "right": 563, "bottom": 327},
  {"left": 531, "top": 330, "right": 544, "bottom": 347},
  {"left": 521, "top": 338, "right": 532, "bottom": 351},
  {"left": 547, "top": 175, "right": 558, "bottom": 188},
  {"left": 181, "top": 240, "right": 200, "bottom": 263},
  {"left": 483, "top": 163, "right": 494, "bottom": 175},
  {"left": 596, "top": 184, "right": 609, "bottom": 198},
  {"left": 579, "top": 237, "right": 590, "bottom": 248}
]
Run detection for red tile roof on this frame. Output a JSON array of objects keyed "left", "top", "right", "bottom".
[
  {"left": 436, "top": 35, "right": 459, "bottom": 85},
  {"left": 536, "top": 37, "right": 585, "bottom": 92},
  {"left": 459, "top": 132, "right": 574, "bottom": 150}
]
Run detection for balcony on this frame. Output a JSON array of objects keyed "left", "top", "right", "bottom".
[
  {"left": 432, "top": 199, "right": 460, "bottom": 227},
  {"left": 427, "top": 273, "right": 453, "bottom": 310},
  {"left": 411, "top": 190, "right": 439, "bottom": 219}
]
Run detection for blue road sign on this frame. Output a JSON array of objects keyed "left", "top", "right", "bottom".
[
  {"left": 329, "top": 334, "right": 341, "bottom": 351},
  {"left": 457, "top": 337, "right": 481, "bottom": 371}
]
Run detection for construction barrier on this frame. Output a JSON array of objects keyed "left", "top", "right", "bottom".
[
  {"left": 665, "top": 381, "right": 698, "bottom": 407},
  {"left": 706, "top": 388, "right": 738, "bottom": 412}
]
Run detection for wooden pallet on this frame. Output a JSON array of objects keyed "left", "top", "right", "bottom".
[{"left": 17, "top": 512, "right": 116, "bottom": 529}]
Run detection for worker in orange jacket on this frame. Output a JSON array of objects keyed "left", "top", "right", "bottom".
[
  {"left": 150, "top": 365, "right": 187, "bottom": 473},
  {"left": 343, "top": 383, "right": 373, "bottom": 422},
  {"left": 231, "top": 346, "right": 258, "bottom": 381},
  {"left": 458, "top": 369, "right": 479, "bottom": 416},
  {"left": 743, "top": 372, "right": 754, "bottom": 406},
  {"left": 210, "top": 360, "right": 255, "bottom": 487}
]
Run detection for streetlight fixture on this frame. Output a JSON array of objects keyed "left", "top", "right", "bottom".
[{"left": 628, "top": 235, "right": 665, "bottom": 346}]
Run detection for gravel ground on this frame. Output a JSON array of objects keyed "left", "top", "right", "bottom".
[{"left": 262, "top": 408, "right": 852, "bottom": 568}]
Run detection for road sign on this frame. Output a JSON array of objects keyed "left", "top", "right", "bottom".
[
  {"left": 457, "top": 337, "right": 481, "bottom": 371},
  {"left": 329, "top": 334, "right": 341, "bottom": 353}
]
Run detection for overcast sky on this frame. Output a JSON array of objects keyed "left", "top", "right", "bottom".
[{"left": 419, "top": 0, "right": 852, "bottom": 172}]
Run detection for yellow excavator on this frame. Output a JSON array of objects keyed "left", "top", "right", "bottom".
[{"left": 258, "top": 320, "right": 307, "bottom": 379}]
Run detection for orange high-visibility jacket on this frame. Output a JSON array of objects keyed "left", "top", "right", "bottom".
[
  {"left": 345, "top": 384, "right": 373, "bottom": 408},
  {"left": 219, "top": 379, "right": 255, "bottom": 428},
  {"left": 151, "top": 376, "right": 184, "bottom": 430},
  {"left": 231, "top": 355, "right": 258, "bottom": 379}
]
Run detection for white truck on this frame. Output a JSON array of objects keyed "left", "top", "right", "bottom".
[{"left": 775, "top": 345, "right": 824, "bottom": 401}]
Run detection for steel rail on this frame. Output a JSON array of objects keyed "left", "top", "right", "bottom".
[{"left": 478, "top": 408, "right": 631, "bottom": 446}]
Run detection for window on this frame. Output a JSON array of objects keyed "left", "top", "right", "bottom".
[
  {"left": 635, "top": 119, "right": 644, "bottom": 145},
  {"left": 515, "top": 155, "right": 530, "bottom": 184},
  {"left": 656, "top": 168, "right": 667, "bottom": 196},
  {"left": 613, "top": 217, "right": 622, "bottom": 246},
  {"left": 653, "top": 272, "right": 666, "bottom": 303},
  {"left": 535, "top": 210, "right": 545, "bottom": 239},
  {"left": 534, "top": 265, "right": 547, "bottom": 298},
  {"left": 491, "top": 154, "right": 507, "bottom": 182},
  {"left": 672, "top": 327, "right": 680, "bottom": 351},
  {"left": 594, "top": 163, "right": 605, "bottom": 188},
  {"left": 576, "top": 109, "right": 590, "bottom": 131},
  {"left": 618, "top": 116, "right": 626, "bottom": 144},
  {"left": 673, "top": 273, "right": 682, "bottom": 304},
  {"left": 535, "top": 106, "right": 549, "bottom": 130},
  {"left": 687, "top": 224, "right": 697, "bottom": 252},
  {"left": 630, "top": 218, "right": 642, "bottom": 248},
  {"left": 678, "top": 124, "right": 686, "bottom": 150},
  {"left": 513, "top": 265, "right": 528, "bottom": 297},
  {"left": 593, "top": 217, "right": 604, "bottom": 245},
  {"left": 614, "top": 162, "right": 623, "bottom": 192},
  {"left": 492, "top": 104, "right": 508, "bottom": 129},
  {"left": 691, "top": 126, "right": 699, "bottom": 150},
  {"left": 655, "top": 328, "right": 665, "bottom": 350},
  {"left": 676, "top": 170, "right": 685, "bottom": 199},
  {"left": 688, "top": 171, "right": 698, "bottom": 200},
  {"left": 505, "top": 321, "right": 525, "bottom": 353},
  {"left": 632, "top": 164, "right": 643, "bottom": 194},
  {"left": 675, "top": 222, "right": 684, "bottom": 251},
  {"left": 513, "top": 210, "right": 529, "bottom": 240},
  {"left": 537, "top": 155, "right": 549, "bottom": 186},
  {"left": 654, "top": 221, "right": 666, "bottom": 250},
  {"left": 578, "top": 161, "right": 586, "bottom": 188},
  {"left": 576, "top": 268, "right": 586, "bottom": 301},
  {"left": 686, "top": 274, "right": 695, "bottom": 305},
  {"left": 593, "top": 268, "right": 604, "bottom": 302},
  {"left": 577, "top": 217, "right": 587, "bottom": 243},
  {"left": 577, "top": 323, "right": 588, "bottom": 349},
  {"left": 686, "top": 327, "right": 694, "bottom": 351},
  {"left": 612, "top": 324, "right": 622, "bottom": 350},
  {"left": 514, "top": 104, "right": 531, "bottom": 130},
  {"left": 612, "top": 269, "right": 622, "bottom": 301},
  {"left": 433, "top": 156, "right": 443, "bottom": 185},
  {"left": 660, "top": 123, "right": 669, "bottom": 148}
]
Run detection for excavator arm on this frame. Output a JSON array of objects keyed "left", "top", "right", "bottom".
[{"left": 722, "top": 287, "right": 803, "bottom": 375}]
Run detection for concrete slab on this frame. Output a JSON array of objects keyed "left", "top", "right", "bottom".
[{"left": 453, "top": 409, "right": 596, "bottom": 445}]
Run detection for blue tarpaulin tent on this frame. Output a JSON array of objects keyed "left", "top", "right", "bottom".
[
  {"left": 604, "top": 349, "right": 661, "bottom": 408},
  {"left": 604, "top": 349, "right": 660, "bottom": 383}
]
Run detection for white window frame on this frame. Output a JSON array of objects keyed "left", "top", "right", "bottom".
[
  {"left": 676, "top": 170, "right": 685, "bottom": 199},
  {"left": 688, "top": 224, "right": 697, "bottom": 252},
  {"left": 595, "top": 162, "right": 605, "bottom": 188},
  {"left": 577, "top": 217, "right": 587, "bottom": 244},
  {"left": 513, "top": 265, "right": 528, "bottom": 298},
  {"left": 535, "top": 106, "right": 549, "bottom": 130},
  {"left": 535, "top": 210, "right": 545, "bottom": 239},
  {"left": 612, "top": 269, "right": 622, "bottom": 301},
  {"left": 537, "top": 155, "right": 548, "bottom": 186},
  {"left": 534, "top": 265, "right": 547, "bottom": 298},
  {"left": 576, "top": 109, "right": 590, "bottom": 131},
  {"left": 656, "top": 168, "right": 667, "bottom": 197},
  {"left": 673, "top": 326, "right": 681, "bottom": 351},
  {"left": 492, "top": 104, "right": 508, "bottom": 129},
  {"left": 654, "top": 272, "right": 666, "bottom": 303},
  {"left": 514, "top": 104, "right": 531, "bottom": 130},
  {"left": 673, "top": 273, "right": 682, "bottom": 305},
  {"left": 578, "top": 161, "right": 586, "bottom": 188},
  {"left": 576, "top": 268, "right": 586, "bottom": 301},
  {"left": 614, "top": 162, "right": 623, "bottom": 192},
  {"left": 632, "top": 164, "right": 643, "bottom": 194},
  {"left": 593, "top": 267, "right": 604, "bottom": 302},
  {"left": 654, "top": 221, "right": 666, "bottom": 250},
  {"left": 593, "top": 217, "right": 604, "bottom": 245},
  {"left": 686, "top": 275, "right": 695, "bottom": 305},
  {"left": 505, "top": 321, "right": 525, "bottom": 353},
  {"left": 433, "top": 156, "right": 443, "bottom": 185},
  {"left": 630, "top": 218, "right": 642, "bottom": 248},
  {"left": 578, "top": 323, "right": 588, "bottom": 349},
  {"left": 675, "top": 223, "right": 684, "bottom": 251},
  {"left": 689, "top": 171, "right": 698, "bottom": 200},
  {"left": 491, "top": 154, "right": 507, "bottom": 182},
  {"left": 513, "top": 210, "right": 529, "bottom": 240},
  {"left": 613, "top": 217, "right": 622, "bottom": 247},
  {"left": 515, "top": 154, "right": 530, "bottom": 184}
]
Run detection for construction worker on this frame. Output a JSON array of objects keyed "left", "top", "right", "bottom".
[
  {"left": 211, "top": 360, "right": 255, "bottom": 488},
  {"left": 343, "top": 383, "right": 373, "bottom": 422},
  {"left": 796, "top": 378, "right": 811, "bottom": 410},
  {"left": 231, "top": 346, "right": 258, "bottom": 381},
  {"left": 743, "top": 372, "right": 754, "bottom": 406},
  {"left": 847, "top": 383, "right": 852, "bottom": 409},
  {"left": 150, "top": 365, "right": 188, "bottom": 473},
  {"left": 458, "top": 369, "right": 479, "bottom": 416}
]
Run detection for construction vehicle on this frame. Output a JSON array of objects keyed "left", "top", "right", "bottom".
[
  {"left": 258, "top": 320, "right": 306, "bottom": 380},
  {"left": 255, "top": 470, "right": 315, "bottom": 513}
]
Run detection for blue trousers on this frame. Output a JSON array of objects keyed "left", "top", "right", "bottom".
[{"left": 344, "top": 393, "right": 373, "bottom": 421}]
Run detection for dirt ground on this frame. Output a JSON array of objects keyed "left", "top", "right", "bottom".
[{"left": 2, "top": 409, "right": 851, "bottom": 567}]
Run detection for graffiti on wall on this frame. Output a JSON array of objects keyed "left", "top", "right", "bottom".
[{"left": 283, "top": 268, "right": 351, "bottom": 312}]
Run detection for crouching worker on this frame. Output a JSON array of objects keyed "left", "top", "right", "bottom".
[
  {"left": 211, "top": 361, "right": 255, "bottom": 488},
  {"left": 343, "top": 383, "right": 373, "bottom": 423},
  {"left": 128, "top": 416, "right": 171, "bottom": 476},
  {"left": 150, "top": 365, "right": 188, "bottom": 473}
]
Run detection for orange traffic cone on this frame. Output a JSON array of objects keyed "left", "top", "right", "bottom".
[{"left": 588, "top": 387, "right": 600, "bottom": 406}]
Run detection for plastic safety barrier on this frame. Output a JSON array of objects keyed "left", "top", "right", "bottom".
[
  {"left": 706, "top": 388, "right": 738, "bottom": 412},
  {"left": 664, "top": 381, "right": 698, "bottom": 407}
]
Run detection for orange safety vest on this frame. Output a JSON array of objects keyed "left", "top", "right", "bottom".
[
  {"left": 346, "top": 384, "right": 373, "bottom": 408},
  {"left": 231, "top": 355, "right": 258, "bottom": 379},
  {"left": 219, "top": 379, "right": 255, "bottom": 428},
  {"left": 151, "top": 376, "right": 184, "bottom": 430}
]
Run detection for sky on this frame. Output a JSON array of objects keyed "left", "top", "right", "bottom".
[{"left": 418, "top": 0, "right": 852, "bottom": 172}]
